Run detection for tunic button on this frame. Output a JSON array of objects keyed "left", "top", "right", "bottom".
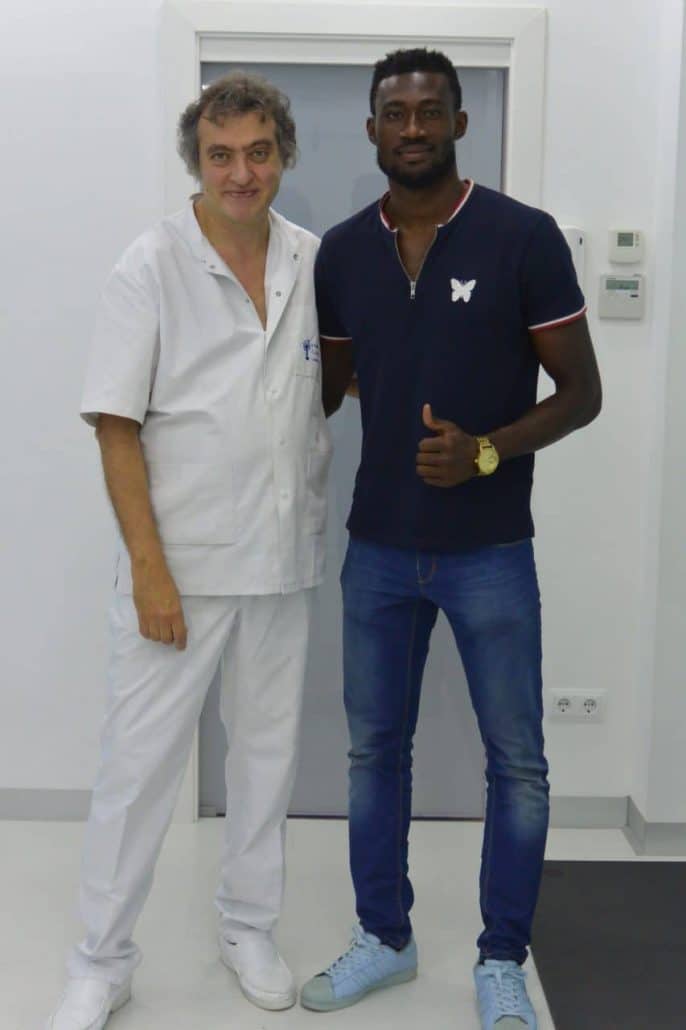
[{"left": 275, "top": 290, "right": 282, "bottom": 297}]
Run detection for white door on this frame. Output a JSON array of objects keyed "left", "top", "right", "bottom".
[{"left": 198, "top": 61, "right": 506, "bottom": 817}]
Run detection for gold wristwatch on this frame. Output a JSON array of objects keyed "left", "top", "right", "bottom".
[{"left": 474, "top": 436, "right": 499, "bottom": 477}]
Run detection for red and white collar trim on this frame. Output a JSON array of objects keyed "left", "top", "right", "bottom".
[{"left": 379, "top": 178, "right": 474, "bottom": 231}]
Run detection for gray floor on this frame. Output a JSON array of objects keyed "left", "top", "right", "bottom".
[{"left": 2, "top": 820, "right": 678, "bottom": 1030}]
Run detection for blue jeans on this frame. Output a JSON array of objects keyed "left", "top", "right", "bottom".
[{"left": 341, "top": 535, "right": 549, "bottom": 965}]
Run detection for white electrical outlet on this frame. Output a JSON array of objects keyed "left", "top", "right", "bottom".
[{"left": 548, "top": 690, "right": 606, "bottom": 723}]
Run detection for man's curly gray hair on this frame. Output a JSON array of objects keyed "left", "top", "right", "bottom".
[{"left": 177, "top": 71, "right": 297, "bottom": 179}]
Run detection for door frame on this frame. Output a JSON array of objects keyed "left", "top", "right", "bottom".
[{"left": 160, "top": 0, "right": 547, "bottom": 822}]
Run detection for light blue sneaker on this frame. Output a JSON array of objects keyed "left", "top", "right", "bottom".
[
  {"left": 300, "top": 924, "right": 418, "bottom": 1011},
  {"left": 474, "top": 959, "right": 538, "bottom": 1029}
]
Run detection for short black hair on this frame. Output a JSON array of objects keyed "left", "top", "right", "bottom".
[{"left": 369, "top": 48, "right": 462, "bottom": 115}]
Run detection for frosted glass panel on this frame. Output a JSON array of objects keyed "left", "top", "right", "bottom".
[
  {"left": 200, "top": 63, "right": 505, "bottom": 234},
  {"left": 198, "top": 62, "right": 503, "bottom": 818}
]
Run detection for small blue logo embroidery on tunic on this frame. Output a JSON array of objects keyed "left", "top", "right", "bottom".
[{"left": 301, "top": 338, "right": 320, "bottom": 363}]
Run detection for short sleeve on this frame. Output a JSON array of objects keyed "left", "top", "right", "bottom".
[
  {"left": 314, "top": 238, "right": 351, "bottom": 340},
  {"left": 521, "top": 214, "right": 586, "bottom": 332},
  {"left": 80, "top": 256, "right": 160, "bottom": 427}
]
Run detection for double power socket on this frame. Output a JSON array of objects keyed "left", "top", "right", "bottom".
[{"left": 547, "top": 689, "right": 606, "bottom": 723}]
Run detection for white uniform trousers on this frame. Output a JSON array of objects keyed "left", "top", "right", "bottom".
[{"left": 67, "top": 589, "right": 312, "bottom": 985}]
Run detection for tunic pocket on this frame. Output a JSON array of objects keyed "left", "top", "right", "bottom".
[{"left": 145, "top": 460, "right": 235, "bottom": 545}]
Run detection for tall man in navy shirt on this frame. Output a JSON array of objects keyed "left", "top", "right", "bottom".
[{"left": 300, "top": 49, "right": 601, "bottom": 1030}]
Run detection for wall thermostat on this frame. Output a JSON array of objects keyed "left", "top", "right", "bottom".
[
  {"left": 609, "top": 229, "right": 644, "bottom": 264},
  {"left": 559, "top": 225, "right": 585, "bottom": 289},
  {"left": 598, "top": 274, "right": 645, "bottom": 319}
]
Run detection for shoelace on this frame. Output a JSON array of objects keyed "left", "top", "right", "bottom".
[
  {"left": 324, "top": 926, "right": 375, "bottom": 977},
  {"left": 484, "top": 964, "right": 528, "bottom": 1015}
]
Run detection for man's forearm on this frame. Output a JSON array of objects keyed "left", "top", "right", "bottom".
[
  {"left": 321, "top": 339, "right": 355, "bottom": 417},
  {"left": 96, "top": 416, "right": 167, "bottom": 572},
  {"left": 489, "top": 316, "right": 602, "bottom": 463},
  {"left": 322, "top": 381, "right": 346, "bottom": 418},
  {"left": 489, "top": 383, "right": 602, "bottom": 463}
]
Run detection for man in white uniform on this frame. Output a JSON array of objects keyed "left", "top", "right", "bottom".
[{"left": 45, "top": 72, "right": 331, "bottom": 1030}]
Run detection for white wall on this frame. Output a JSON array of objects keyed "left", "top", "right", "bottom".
[
  {"left": 640, "top": 3, "right": 686, "bottom": 823},
  {"left": 0, "top": 0, "right": 683, "bottom": 820},
  {"left": 0, "top": 0, "right": 164, "bottom": 789}
]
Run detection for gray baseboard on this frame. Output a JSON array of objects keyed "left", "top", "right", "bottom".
[
  {"left": 0, "top": 789, "right": 629, "bottom": 828},
  {"left": 2, "top": 789, "right": 626, "bottom": 825},
  {"left": 3, "top": 790, "right": 684, "bottom": 857},
  {"left": 549, "top": 795, "right": 628, "bottom": 829},
  {"left": 624, "top": 797, "right": 686, "bottom": 856},
  {"left": 0, "top": 788, "right": 91, "bottom": 820}
]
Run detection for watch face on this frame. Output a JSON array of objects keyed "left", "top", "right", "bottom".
[{"left": 479, "top": 450, "right": 499, "bottom": 474}]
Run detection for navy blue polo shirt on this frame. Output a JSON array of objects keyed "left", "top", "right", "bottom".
[{"left": 315, "top": 181, "right": 586, "bottom": 552}]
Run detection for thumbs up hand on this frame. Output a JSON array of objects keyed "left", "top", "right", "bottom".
[{"left": 416, "top": 403, "right": 479, "bottom": 488}]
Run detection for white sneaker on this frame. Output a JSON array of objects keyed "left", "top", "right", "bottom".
[
  {"left": 44, "top": 977, "right": 131, "bottom": 1030},
  {"left": 219, "top": 928, "right": 296, "bottom": 1011}
]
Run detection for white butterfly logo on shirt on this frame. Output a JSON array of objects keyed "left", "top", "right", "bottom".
[{"left": 451, "top": 278, "right": 477, "bottom": 303}]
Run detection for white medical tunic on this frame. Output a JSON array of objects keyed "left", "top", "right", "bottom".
[{"left": 81, "top": 199, "right": 332, "bottom": 596}]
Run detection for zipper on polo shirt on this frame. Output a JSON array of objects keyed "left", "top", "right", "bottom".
[{"left": 393, "top": 228, "right": 438, "bottom": 300}]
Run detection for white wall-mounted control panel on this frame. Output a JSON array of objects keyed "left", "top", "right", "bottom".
[
  {"left": 598, "top": 274, "right": 645, "bottom": 319},
  {"left": 609, "top": 229, "right": 644, "bottom": 264},
  {"left": 559, "top": 225, "right": 585, "bottom": 289}
]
